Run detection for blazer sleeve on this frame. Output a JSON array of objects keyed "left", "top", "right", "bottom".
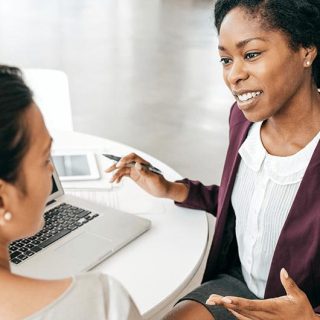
[{"left": 174, "top": 178, "right": 219, "bottom": 216}]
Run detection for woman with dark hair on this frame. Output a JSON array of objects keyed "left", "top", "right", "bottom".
[
  {"left": 107, "top": 0, "right": 320, "bottom": 319},
  {"left": 0, "top": 65, "right": 142, "bottom": 319}
]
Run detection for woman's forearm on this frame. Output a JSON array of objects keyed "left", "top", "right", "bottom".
[{"left": 165, "top": 181, "right": 189, "bottom": 202}]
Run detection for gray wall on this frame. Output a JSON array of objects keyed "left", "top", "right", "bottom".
[{"left": 0, "top": 0, "right": 234, "bottom": 184}]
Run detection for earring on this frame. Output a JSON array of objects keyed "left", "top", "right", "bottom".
[
  {"left": 4, "top": 212, "right": 12, "bottom": 221},
  {"left": 306, "top": 61, "right": 311, "bottom": 66}
]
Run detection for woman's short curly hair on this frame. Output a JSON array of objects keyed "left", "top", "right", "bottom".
[{"left": 214, "top": 0, "right": 320, "bottom": 87}]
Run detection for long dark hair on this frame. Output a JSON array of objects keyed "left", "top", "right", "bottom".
[
  {"left": 0, "top": 65, "right": 33, "bottom": 186},
  {"left": 214, "top": 0, "right": 320, "bottom": 88}
]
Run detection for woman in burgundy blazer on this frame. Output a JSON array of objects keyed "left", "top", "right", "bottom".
[
  {"left": 177, "top": 103, "right": 320, "bottom": 315},
  {"left": 107, "top": 0, "right": 320, "bottom": 319}
]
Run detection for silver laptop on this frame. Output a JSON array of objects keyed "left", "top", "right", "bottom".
[{"left": 10, "top": 165, "right": 151, "bottom": 279}]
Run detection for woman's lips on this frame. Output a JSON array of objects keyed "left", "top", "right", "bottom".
[{"left": 235, "top": 91, "right": 263, "bottom": 110}]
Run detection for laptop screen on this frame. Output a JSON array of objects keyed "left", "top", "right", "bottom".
[
  {"left": 46, "top": 161, "right": 64, "bottom": 205},
  {"left": 51, "top": 176, "right": 59, "bottom": 195}
]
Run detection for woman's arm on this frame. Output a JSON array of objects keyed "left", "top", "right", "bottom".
[
  {"left": 106, "top": 153, "right": 220, "bottom": 213},
  {"left": 174, "top": 178, "right": 219, "bottom": 215}
]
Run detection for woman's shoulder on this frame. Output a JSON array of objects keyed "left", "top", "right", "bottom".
[
  {"left": 0, "top": 271, "right": 72, "bottom": 320},
  {"left": 23, "top": 273, "right": 104, "bottom": 319},
  {"left": 74, "top": 273, "right": 143, "bottom": 319},
  {"left": 0, "top": 271, "right": 142, "bottom": 320},
  {"left": 26, "top": 272, "right": 143, "bottom": 320}
]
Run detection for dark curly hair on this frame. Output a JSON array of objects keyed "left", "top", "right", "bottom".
[
  {"left": 0, "top": 65, "right": 33, "bottom": 189},
  {"left": 214, "top": 0, "right": 320, "bottom": 88}
]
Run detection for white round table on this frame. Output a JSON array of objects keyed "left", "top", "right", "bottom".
[{"left": 52, "top": 130, "right": 209, "bottom": 319}]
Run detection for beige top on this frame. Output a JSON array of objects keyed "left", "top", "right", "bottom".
[{"left": 25, "top": 273, "right": 143, "bottom": 320}]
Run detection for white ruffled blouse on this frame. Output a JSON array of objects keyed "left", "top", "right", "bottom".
[{"left": 231, "top": 121, "right": 320, "bottom": 298}]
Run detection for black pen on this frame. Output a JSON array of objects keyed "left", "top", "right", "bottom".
[{"left": 102, "top": 154, "right": 162, "bottom": 175}]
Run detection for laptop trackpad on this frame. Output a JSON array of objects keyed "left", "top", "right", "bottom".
[{"left": 53, "top": 232, "right": 113, "bottom": 273}]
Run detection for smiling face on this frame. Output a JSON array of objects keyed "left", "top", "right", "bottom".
[{"left": 218, "top": 7, "right": 314, "bottom": 122}]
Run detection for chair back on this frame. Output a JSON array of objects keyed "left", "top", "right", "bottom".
[{"left": 23, "top": 69, "right": 74, "bottom": 132}]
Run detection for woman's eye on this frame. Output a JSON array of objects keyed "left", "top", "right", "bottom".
[
  {"left": 245, "top": 52, "right": 260, "bottom": 60},
  {"left": 220, "top": 57, "right": 232, "bottom": 65}
]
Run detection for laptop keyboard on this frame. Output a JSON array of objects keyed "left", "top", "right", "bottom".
[{"left": 9, "top": 203, "right": 99, "bottom": 265}]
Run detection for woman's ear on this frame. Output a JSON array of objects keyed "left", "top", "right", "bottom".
[
  {"left": 0, "top": 207, "right": 6, "bottom": 226},
  {"left": 0, "top": 180, "right": 13, "bottom": 226},
  {"left": 0, "top": 198, "right": 7, "bottom": 227},
  {"left": 0, "top": 209, "right": 12, "bottom": 226},
  {"left": 303, "top": 45, "right": 317, "bottom": 67}
]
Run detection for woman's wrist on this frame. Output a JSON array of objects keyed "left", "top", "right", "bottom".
[{"left": 166, "top": 182, "right": 189, "bottom": 202}]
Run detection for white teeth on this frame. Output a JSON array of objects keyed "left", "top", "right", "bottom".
[{"left": 237, "top": 91, "right": 262, "bottom": 102}]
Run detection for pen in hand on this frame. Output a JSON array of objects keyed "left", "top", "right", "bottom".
[{"left": 102, "top": 154, "right": 162, "bottom": 175}]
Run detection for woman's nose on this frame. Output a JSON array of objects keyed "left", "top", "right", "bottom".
[{"left": 226, "top": 60, "right": 249, "bottom": 85}]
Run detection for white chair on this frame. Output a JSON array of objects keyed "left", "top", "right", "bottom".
[{"left": 23, "top": 69, "right": 74, "bottom": 132}]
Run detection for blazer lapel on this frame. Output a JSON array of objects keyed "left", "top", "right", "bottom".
[
  {"left": 203, "top": 118, "right": 252, "bottom": 281},
  {"left": 265, "top": 140, "right": 320, "bottom": 298},
  {"left": 217, "top": 120, "right": 252, "bottom": 220}
]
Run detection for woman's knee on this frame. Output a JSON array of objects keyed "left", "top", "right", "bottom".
[{"left": 162, "top": 300, "right": 214, "bottom": 320}]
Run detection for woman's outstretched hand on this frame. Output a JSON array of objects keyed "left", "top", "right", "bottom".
[
  {"left": 206, "top": 268, "right": 318, "bottom": 320},
  {"left": 105, "top": 153, "right": 188, "bottom": 202}
]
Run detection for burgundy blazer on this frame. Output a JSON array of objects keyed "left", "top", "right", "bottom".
[{"left": 176, "top": 103, "right": 320, "bottom": 312}]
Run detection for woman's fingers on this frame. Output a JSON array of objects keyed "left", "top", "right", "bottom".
[
  {"left": 104, "top": 152, "right": 168, "bottom": 198},
  {"left": 109, "top": 161, "right": 152, "bottom": 183},
  {"left": 280, "top": 268, "right": 301, "bottom": 298},
  {"left": 206, "top": 294, "right": 223, "bottom": 305},
  {"left": 206, "top": 295, "right": 255, "bottom": 320},
  {"left": 117, "top": 153, "right": 150, "bottom": 168},
  {"left": 105, "top": 163, "right": 117, "bottom": 173},
  {"left": 105, "top": 153, "right": 152, "bottom": 178},
  {"left": 106, "top": 152, "right": 157, "bottom": 183},
  {"left": 110, "top": 167, "right": 131, "bottom": 183}
]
